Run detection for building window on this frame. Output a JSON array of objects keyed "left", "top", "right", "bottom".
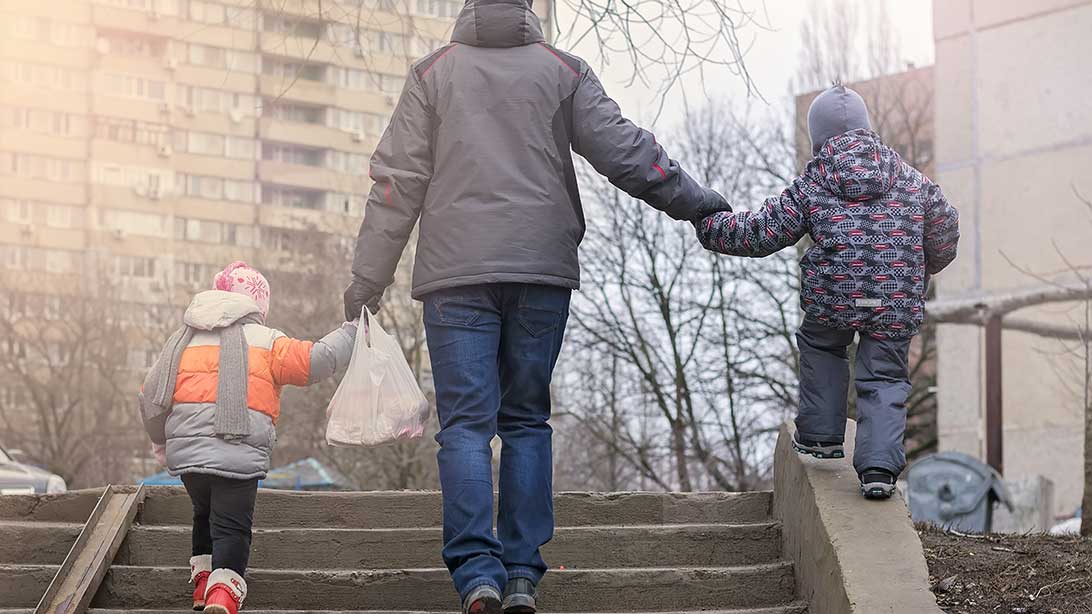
[
  {"left": 178, "top": 85, "right": 257, "bottom": 116},
  {"left": 263, "top": 14, "right": 323, "bottom": 39},
  {"left": 262, "top": 58, "right": 326, "bottom": 83},
  {"left": 102, "top": 73, "right": 168, "bottom": 101},
  {"left": 177, "top": 131, "right": 226, "bottom": 156},
  {"left": 2, "top": 106, "right": 87, "bottom": 137},
  {"left": 0, "top": 61, "right": 88, "bottom": 91},
  {"left": 263, "top": 143, "right": 323, "bottom": 167},
  {"left": 2, "top": 199, "right": 33, "bottom": 224},
  {"left": 99, "top": 208, "right": 170, "bottom": 237},
  {"left": 0, "top": 152, "right": 86, "bottom": 183},
  {"left": 3, "top": 246, "right": 28, "bottom": 270},
  {"left": 43, "top": 250, "right": 77, "bottom": 274},
  {"left": 98, "top": 31, "right": 166, "bottom": 57},
  {"left": 114, "top": 255, "right": 157, "bottom": 279},
  {"left": 263, "top": 99, "right": 324, "bottom": 124},
  {"left": 45, "top": 205, "right": 79, "bottom": 229},
  {"left": 262, "top": 185, "right": 324, "bottom": 210},
  {"left": 95, "top": 117, "right": 169, "bottom": 146},
  {"left": 225, "top": 136, "right": 257, "bottom": 160}
]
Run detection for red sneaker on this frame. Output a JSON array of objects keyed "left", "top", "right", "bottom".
[
  {"left": 203, "top": 569, "right": 247, "bottom": 614},
  {"left": 190, "top": 555, "right": 212, "bottom": 611}
]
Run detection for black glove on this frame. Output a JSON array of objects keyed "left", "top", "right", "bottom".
[
  {"left": 344, "top": 278, "right": 383, "bottom": 321},
  {"left": 690, "top": 188, "right": 733, "bottom": 226},
  {"left": 700, "top": 188, "right": 733, "bottom": 217}
]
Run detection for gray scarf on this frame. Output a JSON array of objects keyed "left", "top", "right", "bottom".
[{"left": 141, "top": 316, "right": 260, "bottom": 440}]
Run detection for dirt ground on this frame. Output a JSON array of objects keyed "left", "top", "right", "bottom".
[{"left": 920, "top": 527, "right": 1092, "bottom": 614}]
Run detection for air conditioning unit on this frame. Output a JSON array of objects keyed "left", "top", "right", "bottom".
[
  {"left": 149, "top": 186, "right": 164, "bottom": 200},
  {"left": 164, "top": 57, "right": 179, "bottom": 71},
  {"left": 183, "top": 105, "right": 197, "bottom": 117},
  {"left": 158, "top": 102, "right": 171, "bottom": 114},
  {"left": 229, "top": 108, "right": 244, "bottom": 124},
  {"left": 353, "top": 46, "right": 366, "bottom": 59},
  {"left": 157, "top": 144, "right": 173, "bottom": 158},
  {"left": 384, "top": 95, "right": 396, "bottom": 106},
  {"left": 19, "top": 224, "right": 34, "bottom": 237},
  {"left": 111, "top": 228, "right": 126, "bottom": 240},
  {"left": 133, "top": 183, "right": 148, "bottom": 197},
  {"left": 351, "top": 131, "right": 364, "bottom": 143}
]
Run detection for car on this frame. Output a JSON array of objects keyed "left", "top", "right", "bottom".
[{"left": 0, "top": 445, "right": 67, "bottom": 495}]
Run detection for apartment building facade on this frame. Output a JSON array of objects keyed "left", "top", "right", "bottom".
[
  {"left": 933, "top": 0, "right": 1092, "bottom": 514},
  {"left": 0, "top": 0, "right": 553, "bottom": 341},
  {"left": 0, "top": 0, "right": 553, "bottom": 481}
]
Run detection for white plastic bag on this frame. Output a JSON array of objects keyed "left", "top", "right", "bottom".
[{"left": 325, "top": 309, "right": 430, "bottom": 447}]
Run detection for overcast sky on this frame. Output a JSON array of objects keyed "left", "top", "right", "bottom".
[{"left": 563, "top": 0, "right": 936, "bottom": 130}]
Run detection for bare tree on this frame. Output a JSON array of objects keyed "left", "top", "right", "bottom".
[
  {"left": 553, "top": 100, "right": 799, "bottom": 492},
  {"left": 0, "top": 264, "right": 155, "bottom": 487},
  {"left": 254, "top": 219, "right": 440, "bottom": 490},
  {"left": 248, "top": 0, "right": 764, "bottom": 110}
]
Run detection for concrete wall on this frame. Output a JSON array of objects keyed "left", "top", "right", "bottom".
[{"left": 933, "top": 0, "right": 1092, "bottom": 514}]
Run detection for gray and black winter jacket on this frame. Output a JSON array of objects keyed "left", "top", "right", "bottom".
[
  {"left": 350, "top": 0, "right": 728, "bottom": 301},
  {"left": 697, "top": 130, "right": 960, "bottom": 339}
]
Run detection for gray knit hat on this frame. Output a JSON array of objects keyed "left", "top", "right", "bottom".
[{"left": 807, "top": 84, "right": 872, "bottom": 155}]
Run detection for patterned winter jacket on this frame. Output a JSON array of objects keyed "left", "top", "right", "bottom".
[
  {"left": 697, "top": 129, "right": 960, "bottom": 339},
  {"left": 144, "top": 291, "right": 356, "bottom": 480}
]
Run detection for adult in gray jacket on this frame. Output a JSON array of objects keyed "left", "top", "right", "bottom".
[{"left": 344, "top": 1, "right": 729, "bottom": 612}]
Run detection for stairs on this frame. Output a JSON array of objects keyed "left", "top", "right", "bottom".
[{"left": 0, "top": 487, "right": 807, "bottom": 613}]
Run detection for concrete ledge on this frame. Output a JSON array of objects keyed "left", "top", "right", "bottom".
[{"left": 773, "top": 420, "right": 943, "bottom": 614}]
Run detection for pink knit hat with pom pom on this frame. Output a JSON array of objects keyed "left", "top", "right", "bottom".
[{"left": 213, "top": 261, "right": 270, "bottom": 320}]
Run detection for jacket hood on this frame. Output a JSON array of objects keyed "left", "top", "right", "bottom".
[
  {"left": 808, "top": 84, "right": 872, "bottom": 155},
  {"left": 451, "top": 0, "right": 545, "bottom": 48},
  {"left": 184, "top": 291, "right": 264, "bottom": 331},
  {"left": 813, "top": 129, "right": 901, "bottom": 201}
]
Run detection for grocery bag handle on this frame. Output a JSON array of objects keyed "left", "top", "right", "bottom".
[{"left": 359, "top": 306, "right": 376, "bottom": 349}]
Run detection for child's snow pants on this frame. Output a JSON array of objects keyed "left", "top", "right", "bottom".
[
  {"left": 181, "top": 473, "right": 259, "bottom": 576},
  {"left": 794, "top": 317, "right": 913, "bottom": 477}
]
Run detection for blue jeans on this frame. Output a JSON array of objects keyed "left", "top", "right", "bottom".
[{"left": 423, "top": 283, "right": 571, "bottom": 600}]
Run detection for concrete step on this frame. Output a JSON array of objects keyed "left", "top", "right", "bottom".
[
  {"left": 85, "top": 564, "right": 797, "bottom": 611},
  {"left": 0, "top": 606, "right": 811, "bottom": 614},
  {"left": 0, "top": 521, "right": 82, "bottom": 565},
  {"left": 0, "top": 490, "right": 100, "bottom": 523},
  {"left": 138, "top": 488, "right": 773, "bottom": 528},
  {"left": 115, "top": 522, "right": 781, "bottom": 569},
  {"left": 0, "top": 564, "right": 58, "bottom": 608}
]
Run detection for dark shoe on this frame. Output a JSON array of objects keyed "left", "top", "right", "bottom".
[
  {"left": 463, "top": 585, "right": 502, "bottom": 614},
  {"left": 502, "top": 578, "right": 538, "bottom": 614},
  {"left": 792, "top": 434, "right": 845, "bottom": 459},
  {"left": 860, "top": 468, "right": 897, "bottom": 500}
]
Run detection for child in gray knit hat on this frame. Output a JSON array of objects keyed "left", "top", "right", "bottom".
[{"left": 694, "top": 84, "right": 960, "bottom": 499}]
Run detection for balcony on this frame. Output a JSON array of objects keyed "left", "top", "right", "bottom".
[
  {"left": 90, "top": 4, "right": 180, "bottom": 38},
  {"left": 258, "top": 160, "right": 341, "bottom": 192},
  {"left": 259, "top": 117, "right": 374, "bottom": 152},
  {"left": 259, "top": 74, "right": 336, "bottom": 107}
]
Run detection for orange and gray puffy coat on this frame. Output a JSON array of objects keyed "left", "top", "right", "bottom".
[{"left": 142, "top": 291, "right": 356, "bottom": 480}]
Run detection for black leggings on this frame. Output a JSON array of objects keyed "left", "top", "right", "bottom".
[{"left": 181, "top": 473, "right": 259, "bottom": 576}]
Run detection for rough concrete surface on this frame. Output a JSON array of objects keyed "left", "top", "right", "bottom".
[
  {"left": 117, "top": 522, "right": 782, "bottom": 569},
  {"left": 774, "top": 420, "right": 944, "bottom": 614},
  {"left": 137, "top": 488, "right": 774, "bottom": 528},
  {"left": 82, "top": 564, "right": 796, "bottom": 611},
  {"left": 0, "top": 521, "right": 82, "bottom": 565}
]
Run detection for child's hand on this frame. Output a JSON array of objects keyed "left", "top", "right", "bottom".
[{"left": 152, "top": 443, "right": 167, "bottom": 467}]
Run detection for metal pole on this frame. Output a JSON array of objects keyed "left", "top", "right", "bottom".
[{"left": 985, "top": 315, "right": 1004, "bottom": 475}]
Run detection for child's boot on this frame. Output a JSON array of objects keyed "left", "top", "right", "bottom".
[
  {"left": 792, "top": 433, "right": 845, "bottom": 459},
  {"left": 859, "top": 468, "right": 897, "bottom": 500},
  {"left": 203, "top": 569, "right": 247, "bottom": 614},
  {"left": 190, "top": 555, "right": 213, "bottom": 610}
]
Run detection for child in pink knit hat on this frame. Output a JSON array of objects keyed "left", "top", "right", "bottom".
[{"left": 213, "top": 261, "right": 271, "bottom": 321}]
